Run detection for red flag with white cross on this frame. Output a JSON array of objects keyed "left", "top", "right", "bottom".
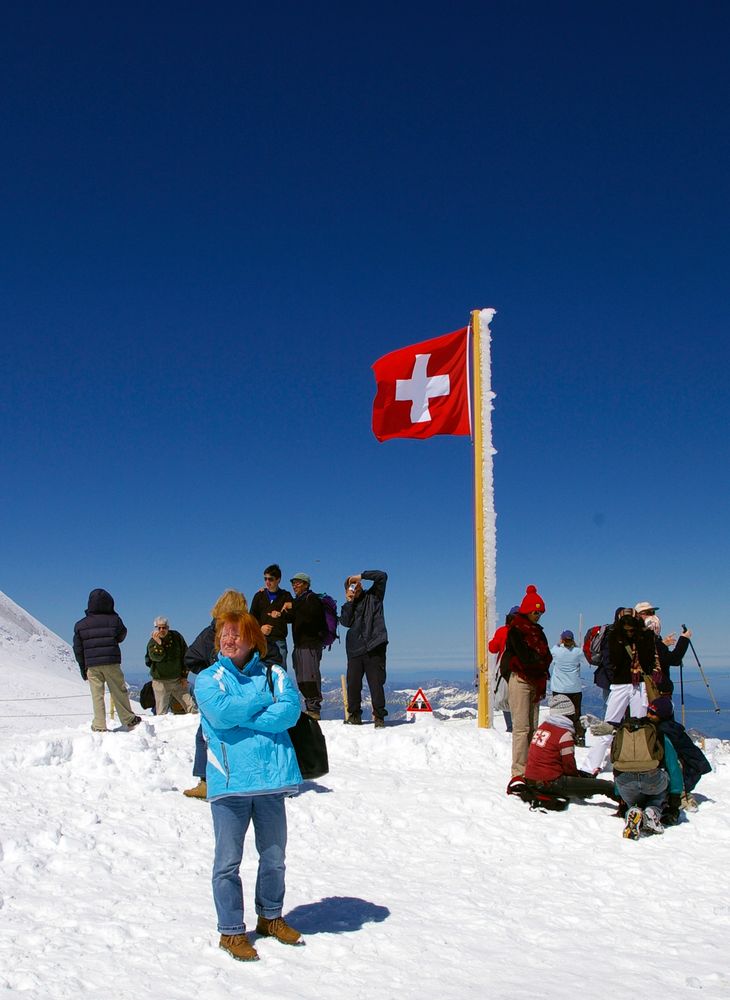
[{"left": 371, "top": 327, "right": 471, "bottom": 442}]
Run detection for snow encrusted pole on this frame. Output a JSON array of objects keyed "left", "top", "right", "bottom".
[{"left": 472, "top": 309, "right": 497, "bottom": 729}]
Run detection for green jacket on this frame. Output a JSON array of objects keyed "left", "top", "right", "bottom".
[{"left": 146, "top": 629, "right": 188, "bottom": 680}]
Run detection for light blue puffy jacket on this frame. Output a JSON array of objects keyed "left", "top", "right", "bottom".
[
  {"left": 550, "top": 644, "right": 583, "bottom": 694},
  {"left": 195, "top": 651, "right": 302, "bottom": 801}
]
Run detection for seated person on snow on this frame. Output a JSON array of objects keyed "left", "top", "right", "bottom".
[
  {"left": 646, "top": 696, "right": 711, "bottom": 814},
  {"left": 524, "top": 694, "right": 617, "bottom": 802},
  {"left": 611, "top": 710, "right": 683, "bottom": 839}
]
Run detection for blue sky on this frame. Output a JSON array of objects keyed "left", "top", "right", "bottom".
[{"left": 2, "top": 2, "right": 729, "bottom": 678}]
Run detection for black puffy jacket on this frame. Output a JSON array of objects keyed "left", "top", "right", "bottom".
[{"left": 73, "top": 589, "right": 127, "bottom": 678}]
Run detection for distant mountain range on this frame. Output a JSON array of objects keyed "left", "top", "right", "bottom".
[{"left": 127, "top": 672, "right": 730, "bottom": 738}]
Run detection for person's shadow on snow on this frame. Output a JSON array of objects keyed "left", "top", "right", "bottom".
[
  {"left": 284, "top": 896, "right": 390, "bottom": 934},
  {"left": 297, "top": 781, "right": 333, "bottom": 794}
]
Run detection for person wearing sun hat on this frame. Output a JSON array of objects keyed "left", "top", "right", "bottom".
[
  {"left": 635, "top": 602, "right": 693, "bottom": 695},
  {"left": 503, "top": 585, "right": 552, "bottom": 777},
  {"left": 280, "top": 572, "right": 327, "bottom": 719}
]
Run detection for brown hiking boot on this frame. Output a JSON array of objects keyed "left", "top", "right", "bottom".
[
  {"left": 219, "top": 933, "right": 259, "bottom": 962},
  {"left": 183, "top": 779, "right": 207, "bottom": 799},
  {"left": 256, "top": 916, "right": 304, "bottom": 946}
]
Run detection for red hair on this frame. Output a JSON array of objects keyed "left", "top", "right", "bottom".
[{"left": 214, "top": 612, "right": 267, "bottom": 659}]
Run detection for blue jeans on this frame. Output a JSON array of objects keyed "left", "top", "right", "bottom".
[
  {"left": 211, "top": 794, "right": 288, "bottom": 935},
  {"left": 274, "top": 639, "right": 288, "bottom": 670},
  {"left": 193, "top": 724, "right": 207, "bottom": 779},
  {"left": 615, "top": 769, "right": 668, "bottom": 810}
]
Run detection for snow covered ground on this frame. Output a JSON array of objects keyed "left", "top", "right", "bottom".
[{"left": 2, "top": 591, "right": 730, "bottom": 999}]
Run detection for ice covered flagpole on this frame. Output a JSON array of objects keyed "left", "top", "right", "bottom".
[{"left": 472, "top": 308, "right": 497, "bottom": 729}]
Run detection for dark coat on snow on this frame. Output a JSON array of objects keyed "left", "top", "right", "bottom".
[{"left": 73, "top": 589, "right": 127, "bottom": 679}]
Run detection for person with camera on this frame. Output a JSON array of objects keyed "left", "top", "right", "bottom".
[
  {"left": 146, "top": 616, "right": 194, "bottom": 715},
  {"left": 339, "top": 570, "right": 389, "bottom": 728}
]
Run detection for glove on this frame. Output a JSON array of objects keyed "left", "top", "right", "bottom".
[
  {"left": 580, "top": 713, "right": 603, "bottom": 729},
  {"left": 80, "top": 667, "right": 88, "bottom": 682},
  {"left": 589, "top": 721, "right": 615, "bottom": 736}
]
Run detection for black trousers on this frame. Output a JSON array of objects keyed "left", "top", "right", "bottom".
[
  {"left": 346, "top": 645, "right": 387, "bottom": 719},
  {"left": 533, "top": 773, "right": 617, "bottom": 800}
]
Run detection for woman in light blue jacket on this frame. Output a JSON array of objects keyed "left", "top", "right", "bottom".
[
  {"left": 550, "top": 630, "right": 585, "bottom": 745},
  {"left": 195, "top": 611, "right": 303, "bottom": 962}
]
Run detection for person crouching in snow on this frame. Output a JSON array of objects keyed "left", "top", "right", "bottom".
[
  {"left": 195, "top": 612, "right": 304, "bottom": 962},
  {"left": 646, "top": 696, "right": 711, "bottom": 815},
  {"left": 503, "top": 585, "right": 552, "bottom": 777},
  {"left": 611, "top": 712, "right": 684, "bottom": 839},
  {"left": 525, "top": 694, "right": 617, "bottom": 802}
]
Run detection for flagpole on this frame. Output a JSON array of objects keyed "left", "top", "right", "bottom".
[{"left": 472, "top": 308, "right": 497, "bottom": 729}]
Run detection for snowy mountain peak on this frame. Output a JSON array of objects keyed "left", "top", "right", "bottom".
[{"left": 0, "top": 590, "right": 86, "bottom": 731}]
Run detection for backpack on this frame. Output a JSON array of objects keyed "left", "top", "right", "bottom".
[
  {"left": 583, "top": 624, "right": 608, "bottom": 666},
  {"left": 610, "top": 718, "right": 664, "bottom": 772},
  {"left": 317, "top": 593, "right": 339, "bottom": 651},
  {"left": 139, "top": 681, "right": 155, "bottom": 712},
  {"left": 506, "top": 776, "right": 569, "bottom": 812}
]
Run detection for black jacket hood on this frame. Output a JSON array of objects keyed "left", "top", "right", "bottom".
[{"left": 86, "top": 588, "right": 115, "bottom": 615}]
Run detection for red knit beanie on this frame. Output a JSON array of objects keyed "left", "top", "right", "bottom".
[{"left": 519, "top": 585, "right": 545, "bottom": 614}]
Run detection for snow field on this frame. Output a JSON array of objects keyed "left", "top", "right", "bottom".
[{"left": 1, "top": 712, "right": 730, "bottom": 999}]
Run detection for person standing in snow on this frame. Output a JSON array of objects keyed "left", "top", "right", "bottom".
[
  {"left": 73, "top": 588, "right": 141, "bottom": 732},
  {"left": 249, "top": 564, "right": 293, "bottom": 669},
  {"left": 583, "top": 607, "right": 656, "bottom": 775},
  {"left": 503, "top": 585, "right": 552, "bottom": 777},
  {"left": 339, "top": 570, "right": 389, "bottom": 727},
  {"left": 550, "top": 630, "right": 585, "bottom": 745},
  {"left": 281, "top": 572, "right": 326, "bottom": 720},
  {"left": 182, "top": 589, "right": 248, "bottom": 800},
  {"left": 195, "top": 611, "right": 303, "bottom": 962},
  {"left": 489, "top": 606, "right": 519, "bottom": 733},
  {"left": 635, "top": 601, "right": 692, "bottom": 696},
  {"left": 145, "top": 617, "right": 195, "bottom": 715},
  {"left": 525, "top": 694, "right": 617, "bottom": 802}
]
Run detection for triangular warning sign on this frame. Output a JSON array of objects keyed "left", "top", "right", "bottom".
[{"left": 406, "top": 688, "right": 432, "bottom": 712}]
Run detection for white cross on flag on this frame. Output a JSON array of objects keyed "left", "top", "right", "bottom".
[{"left": 371, "top": 327, "right": 470, "bottom": 441}]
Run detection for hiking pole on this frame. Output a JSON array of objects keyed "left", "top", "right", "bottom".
[
  {"left": 679, "top": 659, "right": 686, "bottom": 727},
  {"left": 340, "top": 674, "right": 349, "bottom": 721},
  {"left": 681, "top": 625, "right": 721, "bottom": 714}
]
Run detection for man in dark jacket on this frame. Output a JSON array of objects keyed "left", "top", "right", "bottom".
[
  {"left": 73, "top": 588, "right": 141, "bottom": 732},
  {"left": 145, "top": 616, "right": 194, "bottom": 715},
  {"left": 249, "top": 564, "right": 292, "bottom": 669},
  {"left": 339, "top": 570, "right": 389, "bottom": 728},
  {"left": 503, "top": 585, "right": 552, "bottom": 777},
  {"left": 283, "top": 572, "right": 326, "bottom": 719}
]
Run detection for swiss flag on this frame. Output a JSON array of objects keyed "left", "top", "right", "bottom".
[{"left": 371, "top": 327, "right": 471, "bottom": 442}]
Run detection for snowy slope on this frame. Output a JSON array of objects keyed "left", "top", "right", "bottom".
[
  {"left": 1, "top": 710, "right": 729, "bottom": 1000},
  {"left": 0, "top": 591, "right": 89, "bottom": 731},
  {"left": 2, "top": 592, "right": 730, "bottom": 999}
]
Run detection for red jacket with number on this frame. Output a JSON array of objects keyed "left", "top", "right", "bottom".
[{"left": 524, "top": 717, "right": 579, "bottom": 783}]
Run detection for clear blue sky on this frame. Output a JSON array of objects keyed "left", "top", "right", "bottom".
[{"left": 2, "top": 2, "right": 728, "bottom": 676}]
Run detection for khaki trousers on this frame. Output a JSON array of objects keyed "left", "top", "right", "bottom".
[
  {"left": 508, "top": 674, "right": 540, "bottom": 777},
  {"left": 152, "top": 678, "right": 196, "bottom": 715},
  {"left": 87, "top": 663, "right": 137, "bottom": 730}
]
